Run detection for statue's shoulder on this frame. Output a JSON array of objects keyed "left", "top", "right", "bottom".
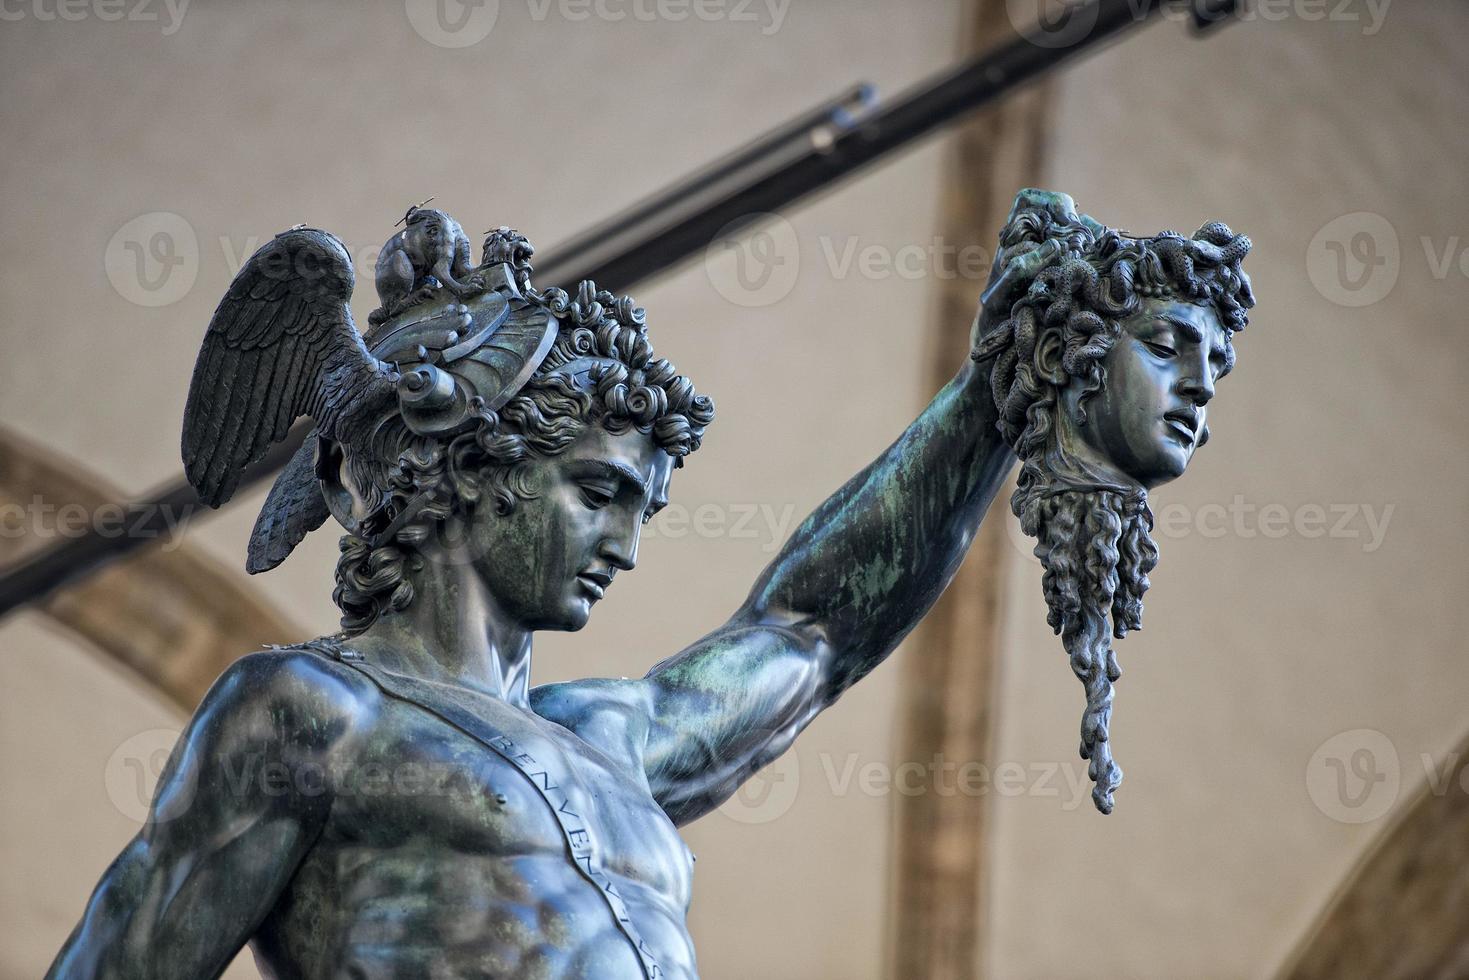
[
  {"left": 201, "top": 639, "right": 385, "bottom": 736},
  {"left": 530, "top": 677, "right": 654, "bottom": 759}
]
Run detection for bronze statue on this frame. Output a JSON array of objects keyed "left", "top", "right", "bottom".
[{"left": 48, "top": 189, "right": 1252, "bottom": 978}]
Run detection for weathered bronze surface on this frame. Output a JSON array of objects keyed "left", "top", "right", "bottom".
[{"left": 48, "top": 190, "right": 1252, "bottom": 978}]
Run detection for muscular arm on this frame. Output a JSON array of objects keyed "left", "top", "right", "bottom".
[
  {"left": 637, "top": 358, "right": 1014, "bottom": 824},
  {"left": 46, "top": 650, "right": 372, "bottom": 979}
]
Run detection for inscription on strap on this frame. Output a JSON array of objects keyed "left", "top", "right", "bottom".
[{"left": 304, "top": 640, "right": 663, "bottom": 979}]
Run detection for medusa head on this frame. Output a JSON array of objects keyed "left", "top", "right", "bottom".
[{"left": 972, "top": 189, "right": 1254, "bottom": 813}]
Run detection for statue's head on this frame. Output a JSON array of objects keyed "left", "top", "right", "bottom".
[
  {"left": 330, "top": 246, "right": 713, "bottom": 635},
  {"left": 973, "top": 189, "right": 1254, "bottom": 812},
  {"left": 181, "top": 217, "right": 710, "bottom": 638},
  {"left": 401, "top": 205, "right": 457, "bottom": 237}
]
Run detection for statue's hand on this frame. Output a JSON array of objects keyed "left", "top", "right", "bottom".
[
  {"left": 969, "top": 188, "right": 1105, "bottom": 355},
  {"left": 969, "top": 237, "right": 1063, "bottom": 354}
]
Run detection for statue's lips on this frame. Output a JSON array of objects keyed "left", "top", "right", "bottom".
[
  {"left": 1163, "top": 409, "right": 1199, "bottom": 444},
  {"left": 575, "top": 574, "right": 609, "bottom": 600}
]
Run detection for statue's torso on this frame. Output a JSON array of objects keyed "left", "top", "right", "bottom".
[{"left": 249, "top": 665, "right": 697, "bottom": 980}]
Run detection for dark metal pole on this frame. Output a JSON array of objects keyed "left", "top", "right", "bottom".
[
  {"left": 554, "top": 0, "right": 1239, "bottom": 288},
  {"left": 536, "top": 83, "right": 876, "bottom": 284},
  {"left": 0, "top": 0, "right": 1239, "bottom": 619}
]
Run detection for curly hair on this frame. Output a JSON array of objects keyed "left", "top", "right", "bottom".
[
  {"left": 973, "top": 199, "right": 1254, "bottom": 813},
  {"left": 333, "top": 271, "right": 714, "bottom": 633}
]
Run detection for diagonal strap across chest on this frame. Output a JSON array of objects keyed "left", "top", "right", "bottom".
[{"left": 303, "top": 640, "right": 664, "bottom": 980}]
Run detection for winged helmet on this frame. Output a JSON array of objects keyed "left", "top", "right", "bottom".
[{"left": 181, "top": 211, "right": 557, "bottom": 573}]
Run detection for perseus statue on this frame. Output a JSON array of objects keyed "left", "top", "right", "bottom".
[{"left": 48, "top": 189, "right": 1252, "bottom": 979}]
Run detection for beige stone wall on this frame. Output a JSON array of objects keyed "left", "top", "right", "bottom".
[{"left": 2, "top": 1, "right": 1466, "bottom": 978}]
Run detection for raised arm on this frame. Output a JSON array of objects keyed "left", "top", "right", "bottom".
[
  {"left": 535, "top": 202, "right": 1099, "bottom": 824},
  {"left": 46, "top": 650, "right": 371, "bottom": 979},
  {"left": 638, "top": 351, "right": 1014, "bottom": 824}
]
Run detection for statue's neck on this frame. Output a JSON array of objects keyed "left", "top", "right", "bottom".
[
  {"left": 1043, "top": 415, "right": 1145, "bottom": 498},
  {"left": 353, "top": 558, "right": 533, "bottom": 708}
]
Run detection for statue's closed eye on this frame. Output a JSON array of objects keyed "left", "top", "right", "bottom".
[{"left": 578, "top": 484, "right": 615, "bottom": 509}]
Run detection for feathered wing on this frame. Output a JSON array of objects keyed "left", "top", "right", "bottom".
[
  {"left": 246, "top": 433, "right": 331, "bottom": 574},
  {"left": 181, "top": 228, "right": 397, "bottom": 508}
]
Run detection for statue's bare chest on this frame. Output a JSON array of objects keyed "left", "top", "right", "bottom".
[{"left": 323, "top": 690, "right": 695, "bottom": 906}]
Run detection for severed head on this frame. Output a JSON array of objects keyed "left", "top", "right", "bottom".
[{"left": 972, "top": 189, "right": 1255, "bottom": 813}]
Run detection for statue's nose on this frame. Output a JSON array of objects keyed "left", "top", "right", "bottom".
[
  {"left": 599, "top": 527, "right": 639, "bottom": 572},
  {"left": 1178, "top": 370, "right": 1214, "bottom": 406}
]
